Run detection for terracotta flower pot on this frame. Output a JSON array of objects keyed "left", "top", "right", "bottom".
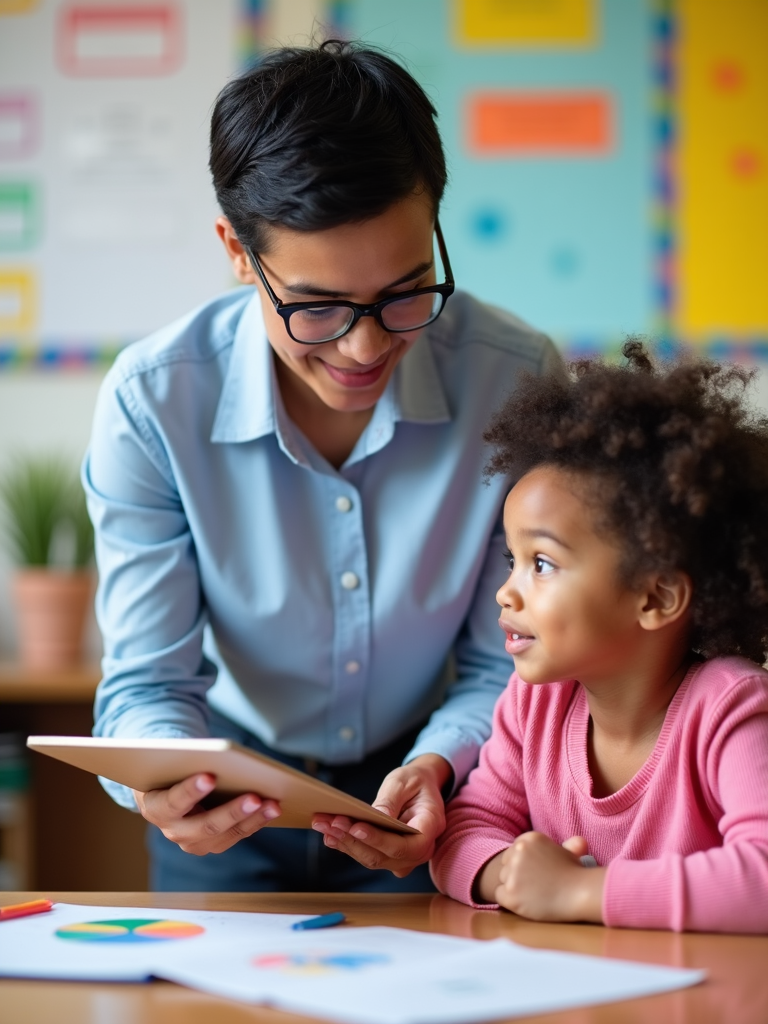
[{"left": 12, "top": 569, "right": 95, "bottom": 669}]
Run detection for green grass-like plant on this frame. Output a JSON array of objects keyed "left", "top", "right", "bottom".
[{"left": 0, "top": 456, "right": 94, "bottom": 568}]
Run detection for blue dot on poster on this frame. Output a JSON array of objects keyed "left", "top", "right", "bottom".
[
  {"left": 471, "top": 208, "right": 508, "bottom": 242},
  {"left": 551, "top": 247, "right": 580, "bottom": 277}
]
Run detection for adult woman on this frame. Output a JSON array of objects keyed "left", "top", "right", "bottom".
[{"left": 85, "top": 40, "right": 560, "bottom": 891}]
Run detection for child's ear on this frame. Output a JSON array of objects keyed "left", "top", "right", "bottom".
[{"left": 638, "top": 571, "right": 693, "bottom": 631}]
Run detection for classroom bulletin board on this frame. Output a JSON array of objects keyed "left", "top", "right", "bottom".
[{"left": 0, "top": 0, "right": 766, "bottom": 369}]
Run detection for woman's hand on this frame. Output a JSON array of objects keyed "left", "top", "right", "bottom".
[
  {"left": 478, "top": 832, "right": 606, "bottom": 923},
  {"left": 133, "top": 773, "right": 281, "bottom": 856},
  {"left": 311, "top": 754, "right": 452, "bottom": 877}
]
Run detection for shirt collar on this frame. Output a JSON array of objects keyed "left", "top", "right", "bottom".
[
  {"left": 211, "top": 290, "right": 451, "bottom": 451},
  {"left": 211, "top": 291, "right": 276, "bottom": 445}
]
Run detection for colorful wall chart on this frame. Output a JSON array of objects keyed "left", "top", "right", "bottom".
[
  {"left": 0, "top": 0, "right": 238, "bottom": 368},
  {"left": 346, "top": 0, "right": 768, "bottom": 358},
  {"left": 1, "top": 0, "right": 767, "bottom": 367}
]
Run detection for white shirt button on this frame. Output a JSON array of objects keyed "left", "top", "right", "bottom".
[
  {"left": 340, "top": 571, "right": 359, "bottom": 590},
  {"left": 338, "top": 726, "right": 355, "bottom": 741},
  {"left": 345, "top": 660, "right": 361, "bottom": 674},
  {"left": 335, "top": 496, "right": 352, "bottom": 513}
]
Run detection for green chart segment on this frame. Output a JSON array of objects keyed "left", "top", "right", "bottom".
[{"left": 55, "top": 918, "right": 206, "bottom": 942}]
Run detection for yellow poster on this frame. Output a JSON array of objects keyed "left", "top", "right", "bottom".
[
  {"left": 454, "top": 0, "right": 596, "bottom": 47},
  {"left": 677, "top": 0, "right": 768, "bottom": 334},
  {"left": 0, "top": 269, "right": 37, "bottom": 334}
]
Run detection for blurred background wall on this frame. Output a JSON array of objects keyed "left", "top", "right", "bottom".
[{"left": 1, "top": 0, "right": 768, "bottom": 659}]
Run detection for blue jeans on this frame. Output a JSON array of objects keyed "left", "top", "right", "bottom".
[{"left": 148, "top": 711, "right": 436, "bottom": 893}]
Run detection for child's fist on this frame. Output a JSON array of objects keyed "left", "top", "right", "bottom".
[{"left": 493, "top": 831, "right": 605, "bottom": 923}]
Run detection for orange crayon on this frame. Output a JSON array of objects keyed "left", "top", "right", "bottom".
[{"left": 0, "top": 899, "right": 53, "bottom": 921}]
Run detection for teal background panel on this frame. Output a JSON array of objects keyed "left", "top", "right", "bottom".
[{"left": 349, "top": 0, "right": 653, "bottom": 341}]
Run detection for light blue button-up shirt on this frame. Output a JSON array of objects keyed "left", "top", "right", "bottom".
[{"left": 84, "top": 288, "right": 560, "bottom": 808}]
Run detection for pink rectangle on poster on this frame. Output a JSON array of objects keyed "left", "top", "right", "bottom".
[
  {"left": 0, "top": 95, "right": 38, "bottom": 159},
  {"left": 57, "top": 4, "right": 183, "bottom": 77}
]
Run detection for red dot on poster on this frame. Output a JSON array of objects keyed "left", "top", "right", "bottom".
[
  {"left": 731, "top": 148, "right": 762, "bottom": 178},
  {"left": 712, "top": 62, "right": 745, "bottom": 92}
]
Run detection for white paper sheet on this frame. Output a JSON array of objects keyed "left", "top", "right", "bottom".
[
  {"left": 156, "top": 927, "right": 706, "bottom": 1024},
  {"left": 0, "top": 902, "right": 307, "bottom": 981}
]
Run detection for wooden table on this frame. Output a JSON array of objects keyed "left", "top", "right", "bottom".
[{"left": 2, "top": 892, "right": 766, "bottom": 1023}]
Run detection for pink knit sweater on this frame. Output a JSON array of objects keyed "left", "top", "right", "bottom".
[{"left": 431, "top": 657, "right": 768, "bottom": 933}]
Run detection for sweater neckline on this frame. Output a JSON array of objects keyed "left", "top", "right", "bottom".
[{"left": 565, "top": 661, "right": 701, "bottom": 814}]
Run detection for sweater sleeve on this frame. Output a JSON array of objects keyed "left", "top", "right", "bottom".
[
  {"left": 604, "top": 679, "right": 768, "bottom": 933},
  {"left": 430, "top": 676, "right": 532, "bottom": 907}
]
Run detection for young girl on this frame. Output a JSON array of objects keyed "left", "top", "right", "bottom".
[{"left": 430, "top": 341, "right": 768, "bottom": 933}]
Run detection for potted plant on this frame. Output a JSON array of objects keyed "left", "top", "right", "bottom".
[{"left": 0, "top": 455, "right": 95, "bottom": 668}]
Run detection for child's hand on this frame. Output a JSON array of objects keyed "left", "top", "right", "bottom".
[{"left": 490, "top": 832, "right": 606, "bottom": 923}]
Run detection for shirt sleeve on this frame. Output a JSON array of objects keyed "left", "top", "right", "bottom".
[
  {"left": 430, "top": 678, "right": 531, "bottom": 907},
  {"left": 604, "top": 680, "right": 768, "bottom": 933},
  {"left": 84, "top": 366, "right": 216, "bottom": 809},
  {"left": 404, "top": 510, "right": 512, "bottom": 790},
  {"left": 405, "top": 333, "right": 565, "bottom": 790}
]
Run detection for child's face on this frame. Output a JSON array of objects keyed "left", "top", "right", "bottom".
[{"left": 497, "top": 465, "right": 645, "bottom": 687}]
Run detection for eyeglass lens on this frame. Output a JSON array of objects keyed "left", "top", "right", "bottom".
[{"left": 289, "top": 290, "right": 444, "bottom": 343}]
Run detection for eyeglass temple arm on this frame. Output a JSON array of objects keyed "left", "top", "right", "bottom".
[{"left": 434, "top": 219, "right": 454, "bottom": 287}]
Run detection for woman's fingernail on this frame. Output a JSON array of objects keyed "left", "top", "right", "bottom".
[
  {"left": 196, "top": 776, "right": 214, "bottom": 793},
  {"left": 312, "top": 822, "right": 328, "bottom": 833},
  {"left": 325, "top": 836, "right": 338, "bottom": 848},
  {"left": 350, "top": 827, "right": 367, "bottom": 840},
  {"left": 263, "top": 806, "right": 280, "bottom": 820},
  {"left": 242, "top": 797, "right": 261, "bottom": 814}
]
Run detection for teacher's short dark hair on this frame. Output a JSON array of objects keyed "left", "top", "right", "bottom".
[{"left": 209, "top": 39, "right": 448, "bottom": 252}]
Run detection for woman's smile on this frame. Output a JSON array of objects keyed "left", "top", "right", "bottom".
[{"left": 319, "top": 351, "right": 395, "bottom": 389}]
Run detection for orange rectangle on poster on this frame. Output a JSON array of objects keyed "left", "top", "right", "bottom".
[{"left": 467, "top": 92, "right": 612, "bottom": 155}]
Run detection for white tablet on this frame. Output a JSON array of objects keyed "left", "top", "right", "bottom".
[{"left": 26, "top": 735, "right": 418, "bottom": 834}]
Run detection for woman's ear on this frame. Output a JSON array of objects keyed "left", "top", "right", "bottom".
[
  {"left": 215, "top": 217, "right": 256, "bottom": 284},
  {"left": 638, "top": 571, "right": 693, "bottom": 632}
]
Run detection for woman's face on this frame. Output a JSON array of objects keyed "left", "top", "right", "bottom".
[{"left": 216, "top": 194, "right": 438, "bottom": 416}]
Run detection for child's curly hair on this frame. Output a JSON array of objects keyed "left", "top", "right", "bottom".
[{"left": 484, "top": 340, "right": 768, "bottom": 663}]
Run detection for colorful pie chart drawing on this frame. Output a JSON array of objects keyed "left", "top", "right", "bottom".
[
  {"left": 253, "top": 950, "right": 390, "bottom": 975},
  {"left": 55, "top": 918, "right": 205, "bottom": 942}
]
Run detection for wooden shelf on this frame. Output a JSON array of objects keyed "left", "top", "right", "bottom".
[
  {"left": 0, "top": 663, "right": 100, "bottom": 703},
  {"left": 0, "top": 662, "right": 148, "bottom": 890}
]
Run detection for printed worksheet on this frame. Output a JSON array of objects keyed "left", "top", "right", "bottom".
[
  {"left": 0, "top": 902, "right": 308, "bottom": 981},
  {"left": 156, "top": 926, "right": 706, "bottom": 1023}
]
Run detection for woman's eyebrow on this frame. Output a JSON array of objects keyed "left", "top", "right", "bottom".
[{"left": 283, "top": 259, "right": 435, "bottom": 299}]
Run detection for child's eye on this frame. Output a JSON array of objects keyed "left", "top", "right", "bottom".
[
  {"left": 502, "top": 548, "right": 515, "bottom": 570},
  {"left": 534, "top": 556, "right": 555, "bottom": 575}
]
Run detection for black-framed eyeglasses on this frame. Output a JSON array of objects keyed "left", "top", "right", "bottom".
[{"left": 246, "top": 221, "right": 455, "bottom": 345}]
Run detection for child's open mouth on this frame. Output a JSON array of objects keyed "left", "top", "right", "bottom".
[{"left": 504, "top": 630, "right": 536, "bottom": 656}]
